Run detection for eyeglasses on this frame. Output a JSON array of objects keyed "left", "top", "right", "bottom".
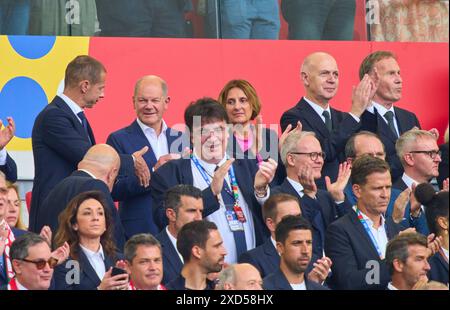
[
  {"left": 409, "top": 150, "right": 441, "bottom": 160},
  {"left": 20, "top": 257, "right": 59, "bottom": 270},
  {"left": 198, "top": 126, "right": 226, "bottom": 137},
  {"left": 289, "top": 151, "right": 326, "bottom": 161}
]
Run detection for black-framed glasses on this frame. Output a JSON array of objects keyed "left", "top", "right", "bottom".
[
  {"left": 20, "top": 257, "right": 59, "bottom": 270},
  {"left": 409, "top": 150, "right": 441, "bottom": 160},
  {"left": 289, "top": 151, "right": 326, "bottom": 161}
]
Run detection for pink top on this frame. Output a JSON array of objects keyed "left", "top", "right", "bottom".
[{"left": 234, "top": 133, "right": 263, "bottom": 163}]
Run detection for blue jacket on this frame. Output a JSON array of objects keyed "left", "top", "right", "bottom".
[
  {"left": 156, "top": 228, "right": 183, "bottom": 286},
  {"left": 107, "top": 120, "right": 184, "bottom": 237},
  {"left": 428, "top": 251, "right": 448, "bottom": 286},
  {"left": 0, "top": 153, "right": 17, "bottom": 182},
  {"left": 263, "top": 268, "right": 329, "bottom": 290},
  {"left": 238, "top": 237, "right": 279, "bottom": 279}
]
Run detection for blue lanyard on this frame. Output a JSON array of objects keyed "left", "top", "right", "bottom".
[
  {"left": 190, "top": 154, "right": 239, "bottom": 203},
  {"left": 355, "top": 208, "right": 384, "bottom": 259}
]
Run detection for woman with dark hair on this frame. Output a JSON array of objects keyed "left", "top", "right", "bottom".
[
  {"left": 218, "top": 79, "right": 286, "bottom": 185},
  {"left": 53, "top": 191, "right": 128, "bottom": 290},
  {"left": 416, "top": 183, "right": 449, "bottom": 286}
]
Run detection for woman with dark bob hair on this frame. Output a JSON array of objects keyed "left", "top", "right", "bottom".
[{"left": 53, "top": 191, "right": 129, "bottom": 290}]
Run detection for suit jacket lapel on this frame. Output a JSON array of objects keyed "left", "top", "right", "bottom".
[
  {"left": 181, "top": 159, "right": 194, "bottom": 185},
  {"left": 374, "top": 107, "right": 397, "bottom": 143},
  {"left": 349, "top": 211, "right": 382, "bottom": 259},
  {"left": 299, "top": 99, "right": 329, "bottom": 138},
  {"left": 129, "top": 121, "right": 158, "bottom": 166},
  {"left": 54, "top": 97, "right": 90, "bottom": 142},
  {"left": 78, "top": 249, "right": 101, "bottom": 285},
  {"left": 262, "top": 238, "right": 279, "bottom": 270},
  {"left": 161, "top": 230, "right": 183, "bottom": 272}
]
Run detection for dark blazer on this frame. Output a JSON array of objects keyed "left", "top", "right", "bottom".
[
  {"left": 428, "top": 251, "right": 449, "bottom": 286},
  {"left": 280, "top": 98, "right": 361, "bottom": 188},
  {"left": 54, "top": 247, "right": 121, "bottom": 290},
  {"left": 272, "top": 179, "right": 349, "bottom": 260},
  {"left": 437, "top": 142, "right": 448, "bottom": 190},
  {"left": 361, "top": 106, "right": 420, "bottom": 182},
  {"left": 166, "top": 274, "right": 216, "bottom": 290},
  {"left": 0, "top": 153, "right": 17, "bottom": 182},
  {"left": 324, "top": 209, "right": 402, "bottom": 290},
  {"left": 35, "top": 170, "right": 126, "bottom": 250},
  {"left": 156, "top": 228, "right": 183, "bottom": 286},
  {"left": 0, "top": 228, "right": 28, "bottom": 286},
  {"left": 227, "top": 127, "right": 286, "bottom": 186},
  {"left": 263, "top": 268, "right": 329, "bottom": 290},
  {"left": 107, "top": 120, "right": 184, "bottom": 237},
  {"left": 30, "top": 96, "right": 133, "bottom": 238},
  {"left": 150, "top": 158, "right": 269, "bottom": 246},
  {"left": 391, "top": 178, "right": 429, "bottom": 235},
  {"left": 238, "top": 237, "right": 279, "bottom": 279}
]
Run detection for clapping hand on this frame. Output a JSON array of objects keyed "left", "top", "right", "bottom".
[
  {"left": 133, "top": 146, "right": 151, "bottom": 187},
  {"left": 325, "top": 162, "right": 351, "bottom": 202}
]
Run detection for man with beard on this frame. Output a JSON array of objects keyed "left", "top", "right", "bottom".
[
  {"left": 385, "top": 232, "right": 431, "bottom": 290},
  {"left": 263, "top": 215, "right": 328, "bottom": 290},
  {"left": 167, "top": 220, "right": 227, "bottom": 290}
]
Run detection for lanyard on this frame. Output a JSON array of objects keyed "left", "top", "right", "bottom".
[
  {"left": 190, "top": 154, "right": 240, "bottom": 206},
  {"left": 7, "top": 278, "right": 19, "bottom": 290},
  {"left": 355, "top": 208, "right": 384, "bottom": 259}
]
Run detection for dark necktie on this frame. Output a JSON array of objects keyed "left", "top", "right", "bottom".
[
  {"left": 77, "top": 111, "right": 92, "bottom": 144},
  {"left": 217, "top": 166, "right": 247, "bottom": 258},
  {"left": 322, "top": 110, "right": 332, "bottom": 133},
  {"left": 384, "top": 111, "right": 398, "bottom": 138}
]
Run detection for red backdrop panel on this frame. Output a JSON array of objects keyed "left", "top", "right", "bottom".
[{"left": 88, "top": 38, "right": 449, "bottom": 144}]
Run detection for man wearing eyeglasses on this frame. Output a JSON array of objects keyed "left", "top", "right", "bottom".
[
  {"left": 1, "top": 233, "right": 55, "bottom": 290},
  {"left": 273, "top": 130, "right": 351, "bottom": 265},
  {"left": 107, "top": 76, "right": 185, "bottom": 238},
  {"left": 343, "top": 131, "right": 428, "bottom": 235},
  {"left": 150, "top": 98, "right": 278, "bottom": 264}
]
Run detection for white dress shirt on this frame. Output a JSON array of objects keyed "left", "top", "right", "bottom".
[
  {"left": 191, "top": 154, "right": 258, "bottom": 264},
  {"left": 80, "top": 244, "right": 106, "bottom": 281},
  {"left": 368, "top": 101, "right": 400, "bottom": 137},
  {"left": 304, "top": 96, "right": 360, "bottom": 123},
  {"left": 354, "top": 207, "right": 388, "bottom": 258},
  {"left": 15, "top": 279, "right": 28, "bottom": 290},
  {"left": 165, "top": 226, "right": 184, "bottom": 263},
  {"left": 287, "top": 177, "right": 305, "bottom": 198},
  {"left": 0, "top": 148, "right": 7, "bottom": 165},
  {"left": 442, "top": 247, "right": 449, "bottom": 262},
  {"left": 387, "top": 282, "right": 399, "bottom": 290},
  {"left": 136, "top": 118, "right": 169, "bottom": 160},
  {"left": 290, "top": 281, "right": 307, "bottom": 290},
  {"left": 59, "top": 94, "right": 83, "bottom": 124}
]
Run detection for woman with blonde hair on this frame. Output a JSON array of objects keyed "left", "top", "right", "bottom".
[{"left": 5, "top": 182, "right": 27, "bottom": 230}]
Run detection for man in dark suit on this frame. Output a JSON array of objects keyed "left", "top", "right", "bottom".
[
  {"left": 344, "top": 131, "right": 428, "bottom": 234},
  {"left": 35, "top": 144, "right": 126, "bottom": 250},
  {"left": 0, "top": 117, "right": 17, "bottom": 182},
  {"left": 95, "top": 0, "right": 192, "bottom": 37},
  {"left": 263, "top": 215, "right": 329, "bottom": 290},
  {"left": 167, "top": 220, "right": 224, "bottom": 290},
  {"left": 325, "top": 156, "right": 403, "bottom": 290},
  {"left": 273, "top": 130, "right": 351, "bottom": 259},
  {"left": 281, "top": 52, "right": 372, "bottom": 189},
  {"left": 107, "top": 75, "right": 185, "bottom": 237},
  {"left": 359, "top": 51, "right": 439, "bottom": 182},
  {"left": 30, "top": 55, "right": 148, "bottom": 234},
  {"left": 156, "top": 184, "right": 203, "bottom": 285},
  {"left": 385, "top": 232, "right": 431, "bottom": 290},
  {"left": 150, "top": 98, "right": 278, "bottom": 264}
]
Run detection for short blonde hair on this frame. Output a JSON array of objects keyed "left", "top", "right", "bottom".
[
  {"left": 395, "top": 129, "right": 437, "bottom": 165},
  {"left": 6, "top": 182, "right": 27, "bottom": 230},
  {"left": 280, "top": 131, "right": 316, "bottom": 166}
]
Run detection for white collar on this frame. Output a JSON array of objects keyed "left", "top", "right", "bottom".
[
  {"left": 442, "top": 247, "right": 449, "bottom": 261},
  {"left": 353, "top": 206, "right": 386, "bottom": 228},
  {"left": 304, "top": 96, "right": 331, "bottom": 116},
  {"left": 286, "top": 177, "right": 305, "bottom": 198},
  {"left": 59, "top": 94, "right": 83, "bottom": 119},
  {"left": 387, "top": 282, "right": 399, "bottom": 290},
  {"left": 401, "top": 173, "right": 420, "bottom": 189},
  {"left": 78, "top": 169, "right": 97, "bottom": 179},
  {"left": 80, "top": 243, "right": 105, "bottom": 260},
  {"left": 136, "top": 118, "right": 168, "bottom": 136},
  {"left": 15, "top": 279, "right": 28, "bottom": 290},
  {"left": 372, "top": 101, "right": 395, "bottom": 117},
  {"left": 270, "top": 237, "right": 279, "bottom": 256},
  {"left": 193, "top": 152, "right": 227, "bottom": 176},
  {"left": 165, "top": 226, "right": 184, "bottom": 263}
]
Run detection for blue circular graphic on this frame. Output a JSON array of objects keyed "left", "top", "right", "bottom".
[
  {"left": 8, "top": 36, "right": 56, "bottom": 59},
  {"left": 0, "top": 77, "right": 48, "bottom": 138}
]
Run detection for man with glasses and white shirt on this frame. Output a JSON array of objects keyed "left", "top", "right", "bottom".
[{"left": 150, "top": 98, "right": 278, "bottom": 264}]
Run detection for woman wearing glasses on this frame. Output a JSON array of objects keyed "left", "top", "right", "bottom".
[
  {"left": 54, "top": 191, "right": 129, "bottom": 290},
  {"left": 218, "top": 79, "right": 286, "bottom": 185}
]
